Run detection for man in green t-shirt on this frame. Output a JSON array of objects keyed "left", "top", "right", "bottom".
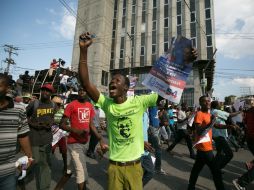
[
  {"left": 78, "top": 32, "right": 197, "bottom": 189},
  {"left": 78, "top": 33, "right": 159, "bottom": 190}
]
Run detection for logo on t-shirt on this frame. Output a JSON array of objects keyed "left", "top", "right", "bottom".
[
  {"left": 78, "top": 108, "right": 90, "bottom": 123},
  {"left": 117, "top": 117, "right": 132, "bottom": 138}
]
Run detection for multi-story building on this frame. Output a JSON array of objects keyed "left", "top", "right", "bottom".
[{"left": 72, "top": 0, "right": 216, "bottom": 106}]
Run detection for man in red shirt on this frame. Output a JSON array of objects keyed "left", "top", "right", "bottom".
[
  {"left": 188, "top": 96, "right": 225, "bottom": 190},
  {"left": 55, "top": 87, "right": 107, "bottom": 190},
  {"left": 233, "top": 99, "right": 254, "bottom": 190}
]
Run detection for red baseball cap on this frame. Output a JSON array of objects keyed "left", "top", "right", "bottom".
[{"left": 41, "top": 84, "right": 55, "bottom": 93}]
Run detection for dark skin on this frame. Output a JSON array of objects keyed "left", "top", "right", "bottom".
[
  {"left": 57, "top": 89, "right": 107, "bottom": 190},
  {"left": 78, "top": 32, "right": 197, "bottom": 152},
  {"left": 195, "top": 97, "right": 233, "bottom": 136},
  {"left": 0, "top": 77, "right": 33, "bottom": 167}
]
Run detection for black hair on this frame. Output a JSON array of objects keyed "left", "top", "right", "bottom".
[
  {"left": 0, "top": 73, "right": 10, "bottom": 86},
  {"left": 211, "top": 100, "right": 219, "bottom": 109},
  {"left": 199, "top": 95, "right": 208, "bottom": 103}
]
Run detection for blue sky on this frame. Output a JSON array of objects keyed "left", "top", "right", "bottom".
[{"left": 0, "top": 0, "right": 254, "bottom": 101}]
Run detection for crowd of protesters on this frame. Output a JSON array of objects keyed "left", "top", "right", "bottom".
[{"left": 0, "top": 32, "right": 253, "bottom": 190}]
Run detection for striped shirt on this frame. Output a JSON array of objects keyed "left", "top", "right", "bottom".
[{"left": 0, "top": 98, "right": 29, "bottom": 177}]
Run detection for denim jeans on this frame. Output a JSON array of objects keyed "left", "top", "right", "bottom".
[
  {"left": 213, "top": 136, "right": 233, "bottom": 169},
  {"left": 141, "top": 153, "right": 154, "bottom": 186},
  {"left": 188, "top": 150, "right": 225, "bottom": 190},
  {"left": 0, "top": 174, "right": 16, "bottom": 190},
  {"left": 148, "top": 127, "right": 161, "bottom": 171}
]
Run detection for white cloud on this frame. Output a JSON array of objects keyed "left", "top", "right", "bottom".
[
  {"left": 214, "top": 0, "right": 254, "bottom": 59},
  {"left": 233, "top": 78, "right": 254, "bottom": 87},
  {"left": 46, "top": 8, "right": 58, "bottom": 15},
  {"left": 51, "top": 3, "right": 76, "bottom": 40},
  {"left": 35, "top": 19, "right": 46, "bottom": 25}
]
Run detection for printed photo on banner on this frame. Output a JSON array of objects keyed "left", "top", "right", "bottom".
[{"left": 142, "top": 35, "right": 193, "bottom": 104}]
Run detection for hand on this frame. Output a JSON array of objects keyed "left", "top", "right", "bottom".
[
  {"left": 144, "top": 141, "right": 154, "bottom": 153},
  {"left": 79, "top": 32, "right": 93, "bottom": 49},
  {"left": 26, "top": 157, "right": 34, "bottom": 169},
  {"left": 191, "top": 48, "right": 198, "bottom": 61}
]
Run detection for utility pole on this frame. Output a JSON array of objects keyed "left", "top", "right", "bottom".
[
  {"left": 126, "top": 32, "right": 134, "bottom": 76},
  {"left": 3, "top": 44, "right": 20, "bottom": 74},
  {"left": 201, "top": 48, "right": 217, "bottom": 95}
]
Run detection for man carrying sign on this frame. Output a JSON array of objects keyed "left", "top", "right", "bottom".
[{"left": 187, "top": 96, "right": 225, "bottom": 190}]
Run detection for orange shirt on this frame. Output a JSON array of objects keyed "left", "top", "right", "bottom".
[{"left": 194, "top": 111, "right": 213, "bottom": 151}]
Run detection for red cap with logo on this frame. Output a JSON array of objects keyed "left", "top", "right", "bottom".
[{"left": 40, "top": 84, "right": 55, "bottom": 93}]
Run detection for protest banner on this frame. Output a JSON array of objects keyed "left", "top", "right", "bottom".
[{"left": 142, "top": 36, "right": 193, "bottom": 104}]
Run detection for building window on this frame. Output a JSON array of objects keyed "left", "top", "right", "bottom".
[
  {"left": 153, "top": 8, "right": 157, "bottom": 20},
  {"left": 206, "top": 19, "right": 212, "bottom": 35},
  {"left": 113, "top": 19, "right": 116, "bottom": 30},
  {"left": 120, "top": 49, "right": 124, "bottom": 58},
  {"left": 152, "top": 31, "right": 156, "bottom": 44},
  {"left": 122, "top": 16, "right": 125, "bottom": 28},
  {"left": 153, "top": 0, "right": 157, "bottom": 8},
  {"left": 164, "top": 28, "right": 169, "bottom": 41},
  {"left": 190, "top": 22, "right": 196, "bottom": 37},
  {"left": 101, "top": 70, "right": 109, "bottom": 86},
  {"left": 207, "top": 46, "right": 213, "bottom": 59},
  {"left": 140, "top": 56, "right": 145, "bottom": 66},
  {"left": 132, "top": 0, "right": 136, "bottom": 5},
  {"left": 132, "top": 5, "right": 136, "bottom": 14},
  {"left": 190, "top": 12, "right": 196, "bottom": 22},
  {"left": 205, "top": 0, "right": 211, "bottom": 8},
  {"left": 164, "top": 43, "right": 168, "bottom": 52},
  {"left": 177, "top": 15, "right": 182, "bottom": 25},
  {"left": 164, "top": 0, "right": 168, "bottom": 5},
  {"left": 119, "top": 59, "right": 124, "bottom": 69},
  {"left": 164, "top": 5, "right": 169, "bottom": 17},
  {"left": 164, "top": 18, "right": 169, "bottom": 27},
  {"left": 131, "top": 26, "right": 135, "bottom": 35},
  {"left": 177, "top": 1, "right": 181, "bottom": 15},
  {"left": 110, "top": 60, "right": 114, "bottom": 69},
  {"left": 141, "top": 33, "right": 145, "bottom": 45},
  {"left": 205, "top": 8, "right": 211, "bottom": 19},
  {"left": 177, "top": 25, "right": 182, "bottom": 35},
  {"left": 190, "top": 0, "right": 195, "bottom": 11},
  {"left": 152, "top": 44, "right": 156, "bottom": 54},
  {"left": 152, "top": 21, "right": 157, "bottom": 30},
  {"left": 207, "top": 35, "right": 212, "bottom": 47},
  {"left": 141, "top": 46, "right": 145, "bottom": 55}
]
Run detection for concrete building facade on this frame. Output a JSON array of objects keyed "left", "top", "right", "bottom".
[{"left": 72, "top": 0, "right": 216, "bottom": 106}]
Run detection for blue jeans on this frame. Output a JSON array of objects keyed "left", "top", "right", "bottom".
[
  {"left": 148, "top": 127, "right": 161, "bottom": 171},
  {"left": 0, "top": 174, "right": 16, "bottom": 190},
  {"left": 141, "top": 153, "right": 154, "bottom": 186}
]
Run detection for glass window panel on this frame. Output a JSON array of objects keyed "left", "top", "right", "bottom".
[
  {"left": 152, "top": 31, "right": 156, "bottom": 44},
  {"left": 164, "top": 18, "right": 169, "bottom": 27},
  {"left": 207, "top": 35, "right": 212, "bottom": 46},
  {"left": 177, "top": 1, "right": 181, "bottom": 15},
  {"left": 177, "top": 15, "right": 182, "bottom": 25},
  {"left": 164, "top": 5, "right": 169, "bottom": 17},
  {"left": 153, "top": 8, "right": 157, "bottom": 20},
  {"left": 191, "top": 12, "right": 196, "bottom": 22},
  {"left": 191, "top": 22, "right": 196, "bottom": 37},
  {"left": 206, "top": 19, "right": 212, "bottom": 34},
  {"left": 205, "top": 9, "right": 211, "bottom": 19},
  {"left": 205, "top": 0, "right": 211, "bottom": 8}
]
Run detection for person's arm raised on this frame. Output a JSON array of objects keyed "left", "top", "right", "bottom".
[{"left": 79, "top": 32, "right": 100, "bottom": 102}]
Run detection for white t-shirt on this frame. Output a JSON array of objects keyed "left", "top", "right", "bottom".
[
  {"left": 177, "top": 110, "right": 187, "bottom": 130},
  {"left": 59, "top": 74, "right": 69, "bottom": 84}
]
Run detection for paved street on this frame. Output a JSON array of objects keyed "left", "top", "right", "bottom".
[{"left": 24, "top": 133, "right": 254, "bottom": 190}]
